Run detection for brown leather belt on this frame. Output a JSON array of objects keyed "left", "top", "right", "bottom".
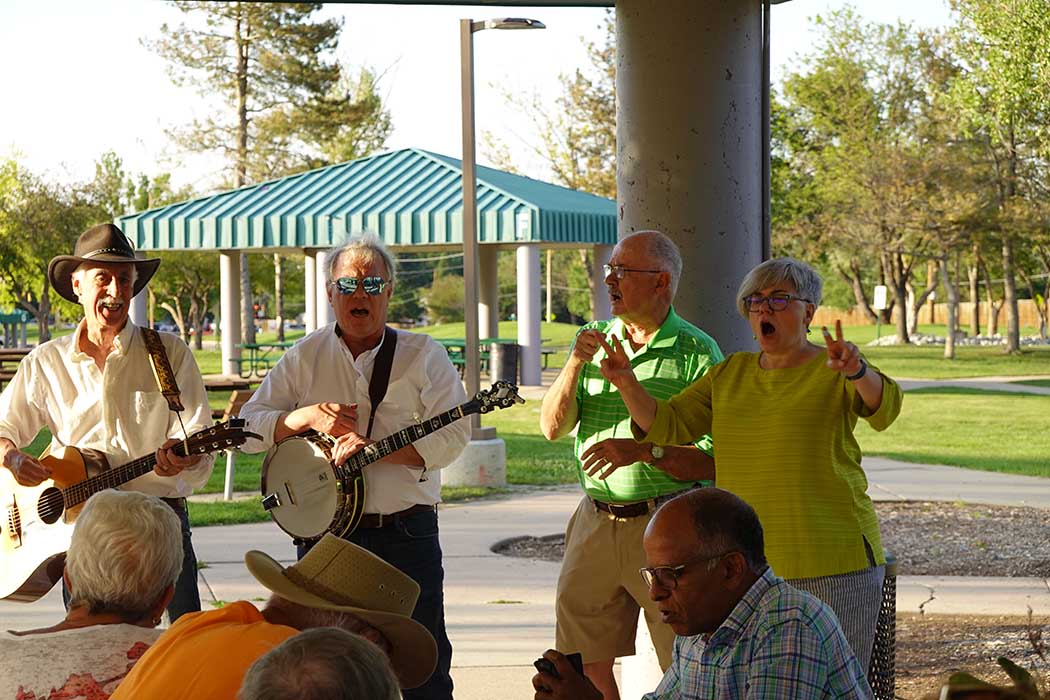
[
  {"left": 356, "top": 504, "right": 436, "bottom": 529},
  {"left": 590, "top": 491, "right": 683, "bottom": 520}
]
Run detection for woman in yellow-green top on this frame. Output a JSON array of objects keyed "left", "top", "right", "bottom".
[{"left": 596, "top": 257, "right": 902, "bottom": 675}]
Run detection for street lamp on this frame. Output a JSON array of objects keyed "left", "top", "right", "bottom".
[{"left": 460, "top": 16, "right": 544, "bottom": 435}]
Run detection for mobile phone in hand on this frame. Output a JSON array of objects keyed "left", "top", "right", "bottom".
[{"left": 534, "top": 652, "right": 584, "bottom": 680}]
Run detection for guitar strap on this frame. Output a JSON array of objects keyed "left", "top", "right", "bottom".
[
  {"left": 140, "top": 327, "right": 185, "bottom": 413},
  {"left": 365, "top": 327, "right": 398, "bottom": 439}
]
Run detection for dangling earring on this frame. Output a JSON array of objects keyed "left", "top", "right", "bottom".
[{"left": 806, "top": 326, "right": 811, "bottom": 334}]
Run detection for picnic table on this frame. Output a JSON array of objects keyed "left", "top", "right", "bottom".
[
  {"left": 234, "top": 341, "right": 295, "bottom": 378},
  {"left": 437, "top": 338, "right": 518, "bottom": 373},
  {"left": 0, "top": 347, "right": 32, "bottom": 389}
]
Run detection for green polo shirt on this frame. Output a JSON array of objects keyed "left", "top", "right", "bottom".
[{"left": 574, "top": 307, "right": 723, "bottom": 502}]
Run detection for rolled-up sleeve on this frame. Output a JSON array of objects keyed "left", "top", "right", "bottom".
[
  {"left": 850, "top": 364, "right": 902, "bottom": 432},
  {"left": 411, "top": 340, "right": 470, "bottom": 469}
]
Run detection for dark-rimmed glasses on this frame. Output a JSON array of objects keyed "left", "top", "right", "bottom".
[
  {"left": 639, "top": 551, "right": 731, "bottom": 590},
  {"left": 603, "top": 264, "right": 664, "bottom": 280},
  {"left": 743, "top": 293, "right": 812, "bottom": 313},
  {"left": 332, "top": 276, "right": 389, "bottom": 296}
]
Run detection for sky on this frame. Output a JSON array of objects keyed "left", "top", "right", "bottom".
[{"left": 0, "top": 1, "right": 954, "bottom": 194}]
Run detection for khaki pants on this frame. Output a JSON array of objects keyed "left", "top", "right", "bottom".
[{"left": 554, "top": 496, "right": 676, "bottom": 669}]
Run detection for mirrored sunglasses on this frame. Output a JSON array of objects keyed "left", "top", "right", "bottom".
[{"left": 333, "top": 276, "right": 389, "bottom": 296}]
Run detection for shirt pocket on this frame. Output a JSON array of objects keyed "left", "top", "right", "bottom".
[{"left": 132, "top": 391, "right": 172, "bottom": 438}]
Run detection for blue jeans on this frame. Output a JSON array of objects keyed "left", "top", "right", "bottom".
[
  {"left": 63, "top": 497, "right": 200, "bottom": 623},
  {"left": 298, "top": 509, "right": 453, "bottom": 700}
]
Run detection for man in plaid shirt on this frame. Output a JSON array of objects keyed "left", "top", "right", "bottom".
[{"left": 534, "top": 488, "right": 872, "bottom": 700}]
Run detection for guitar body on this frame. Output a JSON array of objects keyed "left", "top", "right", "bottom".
[
  {"left": 0, "top": 420, "right": 258, "bottom": 603},
  {"left": 260, "top": 432, "right": 365, "bottom": 542},
  {"left": 0, "top": 446, "right": 99, "bottom": 602}
]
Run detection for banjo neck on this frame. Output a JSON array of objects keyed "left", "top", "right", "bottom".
[{"left": 340, "top": 404, "right": 471, "bottom": 475}]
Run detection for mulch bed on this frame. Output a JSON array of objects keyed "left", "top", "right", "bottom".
[{"left": 492, "top": 501, "right": 1050, "bottom": 699}]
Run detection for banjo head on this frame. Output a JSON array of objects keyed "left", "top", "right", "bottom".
[{"left": 261, "top": 433, "right": 357, "bottom": 541}]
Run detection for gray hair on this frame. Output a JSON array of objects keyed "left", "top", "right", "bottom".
[
  {"left": 325, "top": 233, "right": 397, "bottom": 286},
  {"left": 735, "top": 257, "right": 822, "bottom": 318},
  {"left": 65, "top": 490, "right": 183, "bottom": 618},
  {"left": 239, "top": 627, "right": 400, "bottom": 700},
  {"left": 621, "top": 230, "right": 682, "bottom": 296},
  {"left": 672, "top": 487, "right": 768, "bottom": 576}
]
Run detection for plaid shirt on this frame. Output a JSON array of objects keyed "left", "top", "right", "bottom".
[
  {"left": 643, "top": 568, "right": 873, "bottom": 700},
  {"left": 574, "top": 308, "right": 722, "bottom": 502}
]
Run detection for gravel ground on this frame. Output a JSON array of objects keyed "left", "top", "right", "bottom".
[{"left": 492, "top": 501, "right": 1050, "bottom": 698}]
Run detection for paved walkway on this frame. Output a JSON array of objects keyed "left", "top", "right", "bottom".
[{"left": 2, "top": 374, "right": 1047, "bottom": 699}]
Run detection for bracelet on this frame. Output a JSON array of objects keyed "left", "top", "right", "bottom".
[{"left": 845, "top": 359, "right": 867, "bottom": 382}]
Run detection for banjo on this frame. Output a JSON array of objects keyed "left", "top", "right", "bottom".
[{"left": 260, "top": 381, "right": 524, "bottom": 542}]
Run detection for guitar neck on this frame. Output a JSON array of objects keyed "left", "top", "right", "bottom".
[
  {"left": 343, "top": 403, "right": 474, "bottom": 474},
  {"left": 62, "top": 445, "right": 182, "bottom": 509}
]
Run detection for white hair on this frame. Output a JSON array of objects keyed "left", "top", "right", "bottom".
[
  {"left": 325, "top": 233, "right": 397, "bottom": 286},
  {"left": 239, "top": 627, "right": 400, "bottom": 700},
  {"left": 735, "top": 257, "right": 823, "bottom": 318},
  {"left": 65, "top": 490, "right": 183, "bottom": 618},
  {"left": 620, "top": 230, "right": 683, "bottom": 296}
]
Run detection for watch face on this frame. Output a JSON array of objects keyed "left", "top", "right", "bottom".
[{"left": 650, "top": 444, "right": 665, "bottom": 460}]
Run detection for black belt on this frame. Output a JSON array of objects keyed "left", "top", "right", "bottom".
[
  {"left": 356, "top": 504, "right": 436, "bottom": 529},
  {"left": 590, "top": 491, "right": 683, "bottom": 519},
  {"left": 161, "top": 496, "right": 187, "bottom": 512}
]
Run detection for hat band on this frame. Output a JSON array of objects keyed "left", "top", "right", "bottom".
[
  {"left": 83, "top": 247, "right": 135, "bottom": 259},
  {"left": 284, "top": 567, "right": 371, "bottom": 609}
]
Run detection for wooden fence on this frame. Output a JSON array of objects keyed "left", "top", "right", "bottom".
[{"left": 812, "top": 299, "right": 1044, "bottom": 329}]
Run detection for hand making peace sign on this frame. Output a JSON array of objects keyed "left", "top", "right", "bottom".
[
  {"left": 822, "top": 319, "right": 864, "bottom": 377},
  {"left": 596, "top": 335, "right": 637, "bottom": 388}
]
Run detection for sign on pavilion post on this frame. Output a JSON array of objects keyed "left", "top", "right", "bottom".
[{"left": 873, "top": 285, "right": 888, "bottom": 340}]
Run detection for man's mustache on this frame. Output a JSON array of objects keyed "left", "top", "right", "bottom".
[{"left": 98, "top": 296, "right": 124, "bottom": 309}]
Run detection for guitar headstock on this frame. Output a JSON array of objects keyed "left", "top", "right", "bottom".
[
  {"left": 180, "top": 418, "right": 262, "bottom": 456},
  {"left": 473, "top": 381, "right": 526, "bottom": 414}
]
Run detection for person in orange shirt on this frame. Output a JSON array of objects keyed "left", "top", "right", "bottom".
[{"left": 111, "top": 534, "right": 438, "bottom": 699}]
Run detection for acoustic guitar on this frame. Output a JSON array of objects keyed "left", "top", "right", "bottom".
[
  {"left": 0, "top": 419, "right": 258, "bottom": 602},
  {"left": 260, "top": 381, "right": 524, "bottom": 543}
]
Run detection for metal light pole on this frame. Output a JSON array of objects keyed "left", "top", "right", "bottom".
[{"left": 460, "top": 17, "right": 544, "bottom": 435}]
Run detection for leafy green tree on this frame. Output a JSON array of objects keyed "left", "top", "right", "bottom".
[{"left": 422, "top": 275, "right": 465, "bottom": 325}]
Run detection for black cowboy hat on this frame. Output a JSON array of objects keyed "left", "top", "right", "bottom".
[{"left": 47, "top": 224, "right": 160, "bottom": 304}]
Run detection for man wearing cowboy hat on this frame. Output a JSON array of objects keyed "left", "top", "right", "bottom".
[
  {"left": 0, "top": 223, "right": 215, "bottom": 621},
  {"left": 111, "top": 533, "right": 439, "bottom": 699}
]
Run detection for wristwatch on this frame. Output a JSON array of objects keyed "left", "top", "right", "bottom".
[{"left": 649, "top": 443, "right": 665, "bottom": 461}]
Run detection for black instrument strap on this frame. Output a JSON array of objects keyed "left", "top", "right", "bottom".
[{"left": 365, "top": 327, "right": 397, "bottom": 439}]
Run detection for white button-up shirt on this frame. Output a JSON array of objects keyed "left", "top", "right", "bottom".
[
  {"left": 0, "top": 322, "right": 215, "bottom": 497},
  {"left": 240, "top": 324, "right": 470, "bottom": 514}
]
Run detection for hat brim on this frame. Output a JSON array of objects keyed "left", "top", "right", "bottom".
[
  {"left": 47, "top": 255, "right": 160, "bottom": 304},
  {"left": 245, "top": 550, "right": 439, "bottom": 689}
]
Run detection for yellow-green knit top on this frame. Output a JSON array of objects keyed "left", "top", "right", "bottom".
[{"left": 640, "top": 350, "right": 903, "bottom": 580}]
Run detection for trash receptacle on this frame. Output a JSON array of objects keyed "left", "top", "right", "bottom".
[{"left": 489, "top": 342, "right": 520, "bottom": 385}]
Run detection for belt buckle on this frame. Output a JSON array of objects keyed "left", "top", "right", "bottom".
[{"left": 375, "top": 512, "right": 384, "bottom": 528}]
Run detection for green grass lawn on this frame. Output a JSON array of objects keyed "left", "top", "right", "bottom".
[{"left": 1013, "top": 378, "right": 1050, "bottom": 388}]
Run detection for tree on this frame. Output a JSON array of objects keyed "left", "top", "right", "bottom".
[
  {"left": 150, "top": 2, "right": 391, "bottom": 345},
  {"left": 948, "top": 0, "right": 1050, "bottom": 353},
  {"left": 422, "top": 275, "right": 465, "bottom": 324},
  {"left": 151, "top": 251, "right": 219, "bottom": 349}
]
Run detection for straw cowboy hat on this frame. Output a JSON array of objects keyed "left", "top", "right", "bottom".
[
  {"left": 47, "top": 223, "right": 161, "bottom": 304},
  {"left": 245, "top": 533, "right": 438, "bottom": 689}
]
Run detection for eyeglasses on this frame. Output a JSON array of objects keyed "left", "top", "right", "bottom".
[
  {"left": 603, "top": 264, "right": 664, "bottom": 280},
  {"left": 332, "top": 276, "right": 389, "bottom": 296},
  {"left": 639, "top": 552, "right": 730, "bottom": 590},
  {"left": 743, "top": 293, "right": 812, "bottom": 313}
]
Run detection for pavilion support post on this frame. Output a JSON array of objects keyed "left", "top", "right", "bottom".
[
  {"left": 315, "top": 249, "right": 335, "bottom": 328},
  {"left": 516, "top": 244, "right": 541, "bottom": 385},
  {"left": 616, "top": 0, "right": 762, "bottom": 356},
  {"left": 129, "top": 253, "right": 149, "bottom": 328},
  {"left": 304, "top": 250, "right": 317, "bottom": 333},
  {"left": 478, "top": 244, "right": 499, "bottom": 340},
  {"left": 219, "top": 251, "right": 243, "bottom": 377},
  {"left": 592, "top": 244, "right": 614, "bottom": 321}
]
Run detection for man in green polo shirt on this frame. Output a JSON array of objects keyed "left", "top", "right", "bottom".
[{"left": 540, "top": 230, "right": 723, "bottom": 700}]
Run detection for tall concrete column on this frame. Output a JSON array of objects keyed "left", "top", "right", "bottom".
[
  {"left": 129, "top": 253, "right": 149, "bottom": 328},
  {"left": 304, "top": 250, "right": 317, "bottom": 333},
  {"left": 219, "top": 251, "right": 242, "bottom": 376},
  {"left": 592, "top": 244, "right": 613, "bottom": 321},
  {"left": 315, "top": 249, "right": 335, "bottom": 328},
  {"left": 478, "top": 244, "right": 499, "bottom": 340},
  {"left": 516, "top": 244, "right": 541, "bottom": 385},
  {"left": 617, "top": 0, "right": 763, "bottom": 353}
]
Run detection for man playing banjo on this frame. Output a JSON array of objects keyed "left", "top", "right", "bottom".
[{"left": 239, "top": 233, "right": 470, "bottom": 700}]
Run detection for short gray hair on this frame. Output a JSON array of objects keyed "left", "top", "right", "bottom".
[
  {"left": 325, "top": 233, "right": 397, "bottom": 286},
  {"left": 621, "top": 230, "right": 682, "bottom": 296},
  {"left": 735, "top": 257, "right": 822, "bottom": 318},
  {"left": 239, "top": 627, "right": 400, "bottom": 700},
  {"left": 66, "top": 490, "right": 183, "bottom": 618}
]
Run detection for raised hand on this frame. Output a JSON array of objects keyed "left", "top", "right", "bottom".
[
  {"left": 597, "top": 335, "right": 636, "bottom": 388},
  {"left": 570, "top": 329, "right": 603, "bottom": 364},
  {"left": 822, "top": 320, "right": 863, "bottom": 377}
]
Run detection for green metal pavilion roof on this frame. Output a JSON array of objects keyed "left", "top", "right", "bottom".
[{"left": 117, "top": 148, "right": 616, "bottom": 252}]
